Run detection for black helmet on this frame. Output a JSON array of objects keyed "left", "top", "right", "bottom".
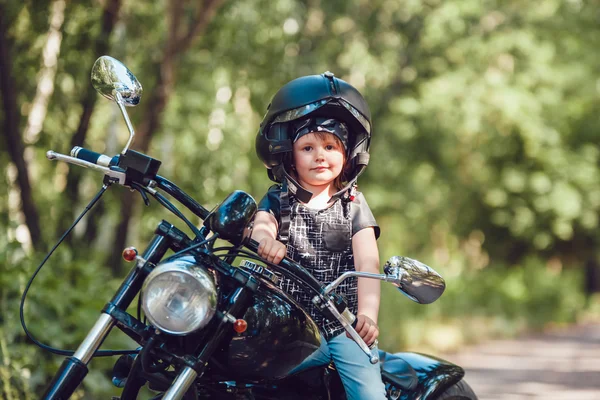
[{"left": 256, "top": 72, "right": 372, "bottom": 202}]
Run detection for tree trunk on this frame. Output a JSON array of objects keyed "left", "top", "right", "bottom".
[
  {"left": 23, "top": 0, "right": 66, "bottom": 145},
  {"left": 0, "top": 6, "right": 45, "bottom": 251},
  {"left": 584, "top": 257, "right": 600, "bottom": 295},
  {"left": 108, "top": 0, "right": 226, "bottom": 271},
  {"left": 56, "top": 0, "right": 122, "bottom": 239}
]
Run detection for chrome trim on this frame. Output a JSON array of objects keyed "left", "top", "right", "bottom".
[
  {"left": 383, "top": 256, "right": 446, "bottom": 304},
  {"left": 115, "top": 92, "right": 136, "bottom": 155},
  {"left": 340, "top": 307, "right": 356, "bottom": 325},
  {"left": 323, "top": 271, "right": 386, "bottom": 295},
  {"left": 90, "top": 56, "right": 141, "bottom": 155},
  {"left": 162, "top": 367, "right": 198, "bottom": 400},
  {"left": 239, "top": 260, "right": 280, "bottom": 285},
  {"left": 46, "top": 150, "right": 126, "bottom": 184},
  {"left": 47, "top": 151, "right": 110, "bottom": 173},
  {"left": 324, "top": 299, "right": 379, "bottom": 364},
  {"left": 135, "top": 255, "right": 148, "bottom": 269},
  {"left": 221, "top": 312, "right": 236, "bottom": 323},
  {"left": 90, "top": 56, "right": 142, "bottom": 107},
  {"left": 142, "top": 261, "right": 217, "bottom": 335},
  {"left": 73, "top": 313, "right": 115, "bottom": 364}
]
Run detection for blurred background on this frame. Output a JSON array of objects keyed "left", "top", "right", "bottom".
[{"left": 1, "top": 0, "right": 600, "bottom": 397}]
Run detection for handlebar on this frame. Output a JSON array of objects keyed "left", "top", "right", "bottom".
[
  {"left": 245, "top": 238, "right": 324, "bottom": 294},
  {"left": 245, "top": 238, "right": 377, "bottom": 363},
  {"left": 70, "top": 146, "right": 117, "bottom": 167},
  {"left": 48, "top": 146, "right": 378, "bottom": 363}
]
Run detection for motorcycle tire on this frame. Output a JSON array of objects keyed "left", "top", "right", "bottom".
[{"left": 435, "top": 379, "right": 478, "bottom": 400}]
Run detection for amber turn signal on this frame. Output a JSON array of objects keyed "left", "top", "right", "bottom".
[
  {"left": 122, "top": 247, "right": 138, "bottom": 262},
  {"left": 233, "top": 319, "right": 248, "bottom": 333}
]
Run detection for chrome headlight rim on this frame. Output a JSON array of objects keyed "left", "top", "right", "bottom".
[{"left": 141, "top": 258, "right": 217, "bottom": 336}]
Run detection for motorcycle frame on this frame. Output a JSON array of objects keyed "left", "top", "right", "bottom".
[
  {"left": 40, "top": 161, "right": 466, "bottom": 400},
  {"left": 40, "top": 173, "right": 334, "bottom": 399}
]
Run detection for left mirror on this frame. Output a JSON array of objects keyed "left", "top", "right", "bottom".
[{"left": 91, "top": 56, "right": 142, "bottom": 106}]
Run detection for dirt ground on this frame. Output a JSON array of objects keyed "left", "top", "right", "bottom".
[{"left": 440, "top": 323, "right": 600, "bottom": 400}]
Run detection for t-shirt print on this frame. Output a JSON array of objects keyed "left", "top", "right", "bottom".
[{"left": 257, "top": 185, "right": 379, "bottom": 339}]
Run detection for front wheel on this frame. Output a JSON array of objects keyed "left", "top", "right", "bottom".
[{"left": 436, "top": 379, "right": 477, "bottom": 400}]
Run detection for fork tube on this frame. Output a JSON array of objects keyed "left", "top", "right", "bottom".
[
  {"left": 42, "top": 227, "right": 172, "bottom": 400},
  {"left": 161, "top": 367, "right": 198, "bottom": 400},
  {"left": 77, "top": 229, "right": 170, "bottom": 362},
  {"left": 73, "top": 314, "right": 115, "bottom": 363},
  {"left": 161, "top": 286, "right": 252, "bottom": 399}
]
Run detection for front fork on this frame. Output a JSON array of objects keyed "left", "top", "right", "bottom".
[
  {"left": 161, "top": 285, "right": 252, "bottom": 399},
  {"left": 42, "top": 223, "right": 174, "bottom": 400}
]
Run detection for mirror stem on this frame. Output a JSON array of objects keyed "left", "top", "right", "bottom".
[
  {"left": 323, "top": 271, "right": 388, "bottom": 295},
  {"left": 115, "top": 92, "right": 136, "bottom": 154}
]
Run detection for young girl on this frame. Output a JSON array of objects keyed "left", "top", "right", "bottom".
[{"left": 252, "top": 72, "right": 387, "bottom": 399}]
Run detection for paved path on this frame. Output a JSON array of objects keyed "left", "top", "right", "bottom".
[{"left": 441, "top": 323, "right": 600, "bottom": 400}]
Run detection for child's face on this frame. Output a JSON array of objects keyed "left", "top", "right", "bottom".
[{"left": 292, "top": 132, "right": 345, "bottom": 191}]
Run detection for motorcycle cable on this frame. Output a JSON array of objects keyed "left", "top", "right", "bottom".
[
  {"left": 160, "top": 234, "right": 220, "bottom": 263},
  {"left": 130, "top": 182, "right": 214, "bottom": 325},
  {"left": 131, "top": 182, "right": 202, "bottom": 238},
  {"left": 20, "top": 183, "right": 140, "bottom": 357}
]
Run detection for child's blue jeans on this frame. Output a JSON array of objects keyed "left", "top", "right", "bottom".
[{"left": 292, "top": 332, "right": 387, "bottom": 399}]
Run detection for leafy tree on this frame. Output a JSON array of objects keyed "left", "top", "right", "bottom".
[{"left": 2, "top": 0, "right": 600, "bottom": 396}]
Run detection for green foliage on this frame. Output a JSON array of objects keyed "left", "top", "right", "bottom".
[
  {"left": 379, "top": 257, "right": 586, "bottom": 353},
  {"left": 0, "top": 238, "right": 136, "bottom": 397},
  {"left": 2, "top": 0, "right": 600, "bottom": 397}
]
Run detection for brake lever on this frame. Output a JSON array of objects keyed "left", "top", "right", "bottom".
[
  {"left": 47, "top": 150, "right": 126, "bottom": 185},
  {"left": 318, "top": 296, "right": 379, "bottom": 364}
]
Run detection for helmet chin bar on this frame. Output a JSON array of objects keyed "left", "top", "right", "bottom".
[{"left": 273, "top": 165, "right": 313, "bottom": 203}]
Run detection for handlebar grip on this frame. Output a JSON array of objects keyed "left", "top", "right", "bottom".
[{"left": 70, "top": 146, "right": 116, "bottom": 167}]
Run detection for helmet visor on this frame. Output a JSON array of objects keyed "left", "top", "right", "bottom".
[{"left": 272, "top": 98, "right": 371, "bottom": 134}]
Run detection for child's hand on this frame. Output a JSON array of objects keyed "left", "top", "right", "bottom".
[
  {"left": 257, "top": 237, "right": 287, "bottom": 265},
  {"left": 348, "top": 314, "right": 379, "bottom": 346}
]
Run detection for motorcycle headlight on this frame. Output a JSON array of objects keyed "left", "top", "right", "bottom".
[{"left": 142, "top": 257, "right": 217, "bottom": 335}]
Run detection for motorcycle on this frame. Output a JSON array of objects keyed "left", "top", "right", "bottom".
[{"left": 23, "top": 56, "right": 477, "bottom": 400}]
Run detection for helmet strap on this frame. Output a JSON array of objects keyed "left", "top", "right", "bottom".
[
  {"left": 271, "top": 164, "right": 312, "bottom": 244},
  {"left": 282, "top": 169, "right": 313, "bottom": 203},
  {"left": 328, "top": 153, "right": 369, "bottom": 203},
  {"left": 277, "top": 180, "right": 291, "bottom": 245}
]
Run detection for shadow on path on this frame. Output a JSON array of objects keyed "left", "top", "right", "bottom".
[{"left": 441, "top": 324, "right": 600, "bottom": 400}]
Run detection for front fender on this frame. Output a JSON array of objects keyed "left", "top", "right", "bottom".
[{"left": 388, "top": 352, "right": 464, "bottom": 400}]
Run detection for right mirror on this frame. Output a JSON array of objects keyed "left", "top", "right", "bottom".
[{"left": 384, "top": 256, "right": 445, "bottom": 304}]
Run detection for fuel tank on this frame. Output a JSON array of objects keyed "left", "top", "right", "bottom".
[{"left": 214, "top": 268, "right": 322, "bottom": 381}]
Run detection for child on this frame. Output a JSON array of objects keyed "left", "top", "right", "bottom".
[{"left": 252, "top": 72, "right": 387, "bottom": 399}]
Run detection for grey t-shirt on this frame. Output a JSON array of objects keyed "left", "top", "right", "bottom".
[
  {"left": 258, "top": 184, "right": 380, "bottom": 240},
  {"left": 257, "top": 184, "right": 379, "bottom": 339}
]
